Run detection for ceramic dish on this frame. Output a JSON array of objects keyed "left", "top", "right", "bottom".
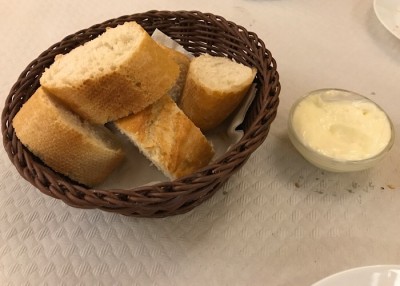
[
  {"left": 312, "top": 265, "right": 400, "bottom": 286},
  {"left": 374, "top": 0, "right": 400, "bottom": 39}
]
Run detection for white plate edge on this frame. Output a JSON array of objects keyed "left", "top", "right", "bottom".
[
  {"left": 373, "top": 0, "right": 400, "bottom": 39},
  {"left": 311, "top": 264, "right": 400, "bottom": 286}
]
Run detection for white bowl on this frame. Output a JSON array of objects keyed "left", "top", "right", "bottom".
[{"left": 288, "top": 89, "right": 394, "bottom": 172}]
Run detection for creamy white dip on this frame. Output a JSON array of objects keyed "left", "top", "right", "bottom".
[{"left": 291, "top": 90, "right": 392, "bottom": 161}]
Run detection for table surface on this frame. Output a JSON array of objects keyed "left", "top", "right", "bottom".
[{"left": 1, "top": 1, "right": 399, "bottom": 285}]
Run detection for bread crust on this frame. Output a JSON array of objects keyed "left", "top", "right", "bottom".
[
  {"left": 13, "top": 88, "right": 124, "bottom": 186},
  {"left": 179, "top": 56, "right": 256, "bottom": 131},
  {"left": 41, "top": 22, "right": 180, "bottom": 124},
  {"left": 115, "top": 95, "right": 214, "bottom": 179},
  {"left": 158, "top": 44, "right": 190, "bottom": 102}
]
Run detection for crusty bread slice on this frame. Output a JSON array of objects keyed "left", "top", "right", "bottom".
[
  {"left": 114, "top": 95, "right": 214, "bottom": 179},
  {"left": 13, "top": 88, "right": 124, "bottom": 186},
  {"left": 179, "top": 54, "right": 256, "bottom": 131},
  {"left": 158, "top": 45, "right": 191, "bottom": 102},
  {"left": 40, "top": 21, "right": 180, "bottom": 124}
]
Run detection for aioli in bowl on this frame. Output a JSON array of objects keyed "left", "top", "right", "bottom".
[{"left": 288, "top": 89, "right": 394, "bottom": 172}]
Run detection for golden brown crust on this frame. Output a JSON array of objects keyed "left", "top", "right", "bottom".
[
  {"left": 179, "top": 60, "right": 256, "bottom": 131},
  {"left": 160, "top": 45, "right": 191, "bottom": 68},
  {"left": 13, "top": 88, "right": 124, "bottom": 186},
  {"left": 115, "top": 95, "right": 214, "bottom": 179},
  {"left": 158, "top": 45, "right": 191, "bottom": 101},
  {"left": 41, "top": 23, "right": 180, "bottom": 124}
]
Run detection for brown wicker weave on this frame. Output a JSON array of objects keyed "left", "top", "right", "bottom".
[{"left": 2, "top": 10, "right": 280, "bottom": 217}]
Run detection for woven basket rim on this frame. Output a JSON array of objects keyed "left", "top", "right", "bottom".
[{"left": 1, "top": 10, "right": 281, "bottom": 217}]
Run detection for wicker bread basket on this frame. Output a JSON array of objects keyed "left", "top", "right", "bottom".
[{"left": 2, "top": 10, "right": 280, "bottom": 217}]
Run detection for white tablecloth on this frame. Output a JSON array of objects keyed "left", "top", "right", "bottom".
[{"left": 1, "top": 1, "right": 399, "bottom": 285}]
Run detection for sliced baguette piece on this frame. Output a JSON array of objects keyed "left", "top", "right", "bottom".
[
  {"left": 40, "top": 21, "right": 180, "bottom": 124},
  {"left": 114, "top": 95, "right": 215, "bottom": 179},
  {"left": 179, "top": 54, "right": 256, "bottom": 131},
  {"left": 13, "top": 88, "right": 125, "bottom": 187},
  {"left": 158, "top": 45, "right": 191, "bottom": 102}
]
